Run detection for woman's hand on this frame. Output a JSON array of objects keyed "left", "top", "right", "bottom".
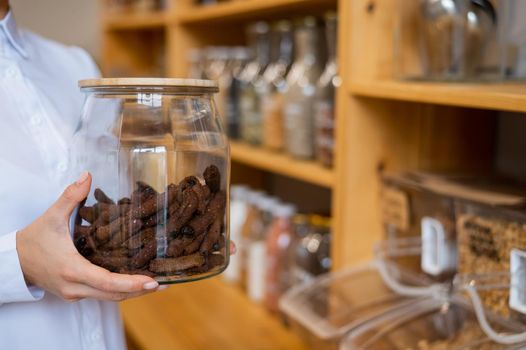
[{"left": 16, "top": 172, "right": 161, "bottom": 302}]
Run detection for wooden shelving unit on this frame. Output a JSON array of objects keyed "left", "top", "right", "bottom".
[
  {"left": 177, "top": 0, "right": 336, "bottom": 24},
  {"left": 103, "top": 11, "right": 167, "bottom": 30},
  {"left": 350, "top": 80, "right": 526, "bottom": 113},
  {"left": 99, "top": 0, "right": 526, "bottom": 347},
  {"left": 231, "top": 142, "right": 334, "bottom": 189},
  {"left": 99, "top": 0, "right": 521, "bottom": 274}
]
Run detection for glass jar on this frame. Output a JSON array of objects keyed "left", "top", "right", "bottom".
[
  {"left": 264, "top": 203, "right": 297, "bottom": 312},
  {"left": 290, "top": 215, "right": 332, "bottom": 285},
  {"left": 71, "top": 78, "right": 230, "bottom": 284},
  {"left": 261, "top": 20, "right": 294, "bottom": 152},
  {"left": 239, "top": 22, "right": 270, "bottom": 145},
  {"left": 284, "top": 17, "right": 325, "bottom": 159},
  {"left": 314, "top": 12, "right": 339, "bottom": 168},
  {"left": 394, "top": 0, "right": 502, "bottom": 81},
  {"left": 246, "top": 196, "right": 280, "bottom": 302},
  {"left": 224, "top": 47, "right": 250, "bottom": 140}
]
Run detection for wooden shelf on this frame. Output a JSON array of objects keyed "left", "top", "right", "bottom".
[
  {"left": 350, "top": 80, "right": 526, "bottom": 113},
  {"left": 177, "top": 0, "right": 336, "bottom": 24},
  {"left": 121, "top": 278, "right": 306, "bottom": 350},
  {"left": 103, "top": 11, "right": 167, "bottom": 30},
  {"left": 230, "top": 141, "right": 334, "bottom": 189}
]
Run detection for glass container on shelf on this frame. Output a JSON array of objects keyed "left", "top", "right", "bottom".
[
  {"left": 239, "top": 190, "right": 266, "bottom": 291},
  {"left": 71, "top": 78, "right": 230, "bottom": 284},
  {"left": 261, "top": 20, "right": 294, "bottom": 152},
  {"left": 394, "top": 0, "right": 504, "bottom": 81},
  {"left": 187, "top": 48, "right": 205, "bottom": 80},
  {"left": 284, "top": 17, "right": 325, "bottom": 159},
  {"left": 223, "top": 185, "right": 249, "bottom": 284},
  {"left": 315, "top": 11, "right": 339, "bottom": 168},
  {"left": 265, "top": 203, "right": 297, "bottom": 313},
  {"left": 380, "top": 172, "right": 458, "bottom": 280},
  {"left": 453, "top": 182, "right": 526, "bottom": 322},
  {"left": 340, "top": 296, "right": 526, "bottom": 350},
  {"left": 224, "top": 47, "right": 250, "bottom": 140},
  {"left": 280, "top": 263, "right": 431, "bottom": 350},
  {"left": 204, "top": 47, "right": 230, "bottom": 132},
  {"left": 239, "top": 22, "right": 270, "bottom": 145},
  {"left": 290, "top": 215, "right": 332, "bottom": 285},
  {"left": 246, "top": 196, "right": 280, "bottom": 302}
]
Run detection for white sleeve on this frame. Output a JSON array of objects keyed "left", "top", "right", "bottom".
[{"left": 0, "top": 231, "right": 45, "bottom": 304}]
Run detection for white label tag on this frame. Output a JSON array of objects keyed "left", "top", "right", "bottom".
[
  {"left": 510, "top": 249, "right": 526, "bottom": 315},
  {"left": 421, "top": 217, "right": 457, "bottom": 276}
]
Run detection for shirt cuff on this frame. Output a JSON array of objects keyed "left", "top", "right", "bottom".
[{"left": 0, "top": 231, "right": 45, "bottom": 303}]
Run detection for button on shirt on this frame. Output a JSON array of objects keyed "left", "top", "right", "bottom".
[{"left": 0, "top": 11, "right": 126, "bottom": 350}]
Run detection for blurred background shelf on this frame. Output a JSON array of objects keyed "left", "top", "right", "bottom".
[
  {"left": 349, "top": 80, "right": 526, "bottom": 113},
  {"left": 177, "top": 0, "right": 336, "bottom": 24},
  {"left": 121, "top": 279, "right": 306, "bottom": 350},
  {"left": 230, "top": 142, "right": 335, "bottom": 189},
  {"left": 103, "top": 11, "right": 168, "bottom": 30}
]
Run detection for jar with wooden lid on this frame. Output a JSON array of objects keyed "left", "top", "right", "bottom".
[
  {"left": 284, "top": 16, "right": 325, "bottom": 159},
  {"left": 70, "top": 78, "right": 230, "bottom": 284}
]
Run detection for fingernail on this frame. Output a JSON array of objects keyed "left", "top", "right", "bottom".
[
  {"left": 143, "top": 281, "right": 159, "bottom": 290},
  {"left": 75, "top": 171, "right": 89, "bottom": 185},
  {"left": 158, "top": 285, "right": 169, "bottom": 291}
]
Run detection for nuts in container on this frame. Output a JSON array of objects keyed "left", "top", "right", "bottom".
[
  {"left": 448, "top": 177, "right": 526, "bottom": 319},
  {"left": 70, "top": 78, "right": 230, "bottom": 284},
  {"left": 457, "top": 202, "right": 526, "bottom": 318}
]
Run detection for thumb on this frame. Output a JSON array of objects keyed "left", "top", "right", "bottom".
[{"left": 52, "top": 171, "right": 92, "bottom": 219}]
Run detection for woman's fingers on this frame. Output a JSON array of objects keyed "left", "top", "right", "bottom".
[
  {"left": 59, "top": 282, "right": 159, "bottom": 302},
  {"left": 72, "top": 257, "right": 158, "bottom": 293}
]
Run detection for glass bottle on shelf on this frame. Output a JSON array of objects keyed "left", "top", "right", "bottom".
[
  {"left": 239, "top": 190, "right": 266, "bottom": 291},
  {"left": 315, "top": 12, "right": 339, "bottom": 168},
  {"left": 187, "top": 48, "right": 205, "bottom": 79},
  {"left": 265, "top": 203, "right": 297, "bottom": 313},
  {"left": 290, "top": 215, "right": 332, "bottom": 285},
  {"left": 204, "top": 47, "right": 230, "bottom": 132},
  {"left": 225, "top": 47, "right": 250, "bottom": 140},
  {"left": 246, "top": 196, "right": 280, "bottom": 302},
  {"left": 239, "top": 21, "right": 271, "bottom": 145},
  {"left": 284, "top": 16, "right": 325, "bottom": 159},
  {"left": 223, "top": 185, "right": 250, "bottom": 284},
  {"left": 261, "top": 20, "right": 294, "bottom": 152}
]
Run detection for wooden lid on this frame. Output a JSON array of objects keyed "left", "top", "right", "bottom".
[{"left": 79, "top": 78, "right": 218, "bottom": 90}]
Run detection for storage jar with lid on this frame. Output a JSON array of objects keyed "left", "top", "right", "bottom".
[
  {"left": 314, "top": 11, "right": 339, "bottom": 168},
  {"left": 284, "top": 16, "right": 325, "bottom": 159},
  {"left": 290, "top": 215, "right": 332, "bottom": 285},
  {"left": 70, "top": 78, "right": 230, "bottom": 284},
  {"left": 239, "top": 21, "right": 270, "bottom": 145},
  {"left": 340, "top": 296, "right": 526, "bottom": 350},
  {"left": 380, "top": 172, "right": 458, "bottom": 278},
  {"left": 261, "top": 20, "right": 294, "bottom": 152},
  {"left": 279, "top": 262, "right": 431, "bottom": 350},
  {"left": 453, "top": 179, "right": 526, "bottom": 321},
  {"left": 394, "top": 0, "right": 502, "bottom": 81}
]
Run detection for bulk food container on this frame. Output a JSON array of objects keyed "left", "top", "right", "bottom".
[
  {"left": 70, "top": 78, "right": 230, "bottom": 284},
  {"left": 394, "top": 0, "right": 512, "bottom": 81},
  {"left": 381, "top": 172, "right": 457, "bottom": 278},
  {"left": 340, "top": 296, "right": 526, "bottom": 350},
  {"left": 448, "top": 180, "right": 526, "bottom": 340},
  {"left": 279, "top": 259, "right": 433, "bottom": 350}
]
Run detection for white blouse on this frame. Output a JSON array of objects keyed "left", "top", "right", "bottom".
[{"left": 0, "top": 10, "right": 126, "bottom": 350}]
